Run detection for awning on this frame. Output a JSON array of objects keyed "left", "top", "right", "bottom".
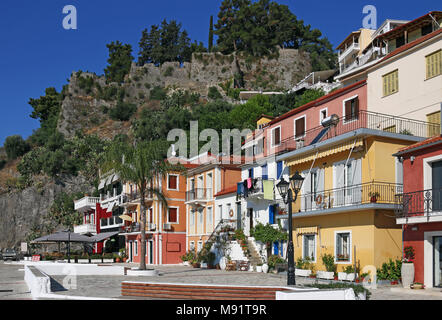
[
  {"left": 89, "top": 231, "right": 120, "bottom": 243},
  {"left": 286, "top": 138, "right": 364, "bottom": 166},
  {"left": 296, "top": 226, "right": 318, "bottom": 235},
  {"left": 119, "top": 214, "right": 133, "bottom": 222},
  {"left": 98, "top": 173, "right": 120, "bottom": 190},
  {"left": 31, "top": 232, "right": 95, "bottom": 243}
]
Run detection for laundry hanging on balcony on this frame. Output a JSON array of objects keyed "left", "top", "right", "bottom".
[{"left": 263, "top": 180, "right": 274, "bottom": 200}]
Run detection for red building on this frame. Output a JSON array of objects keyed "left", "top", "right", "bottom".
[{"left": 394, "top": 132, "right": 442, "bottom": 288}]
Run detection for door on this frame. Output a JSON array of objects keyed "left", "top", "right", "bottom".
[
  {"left": 236, "top": 202, "right": 242, "bottom": 230},
  {"left": 434, "top": 236, "right": 442, "bottom": 287},
  {"left": 432, "top": 161, "right": 442, "bottom": 212},
  {"left": 129, "top": 241, "right": 133, "bottom": 262},
  {"left": 248, "top": 208, "right": 254, "bottom": 232},
  {"left": 149, "top": 240, "right": 154, "bottom": 265}
]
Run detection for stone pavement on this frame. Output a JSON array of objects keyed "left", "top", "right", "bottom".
[
  {"left": 45, "top": 264, "right": 442, "bottom": 300},
  {"left": 0, "top": 262, "right": 32, "bottom": 300}
]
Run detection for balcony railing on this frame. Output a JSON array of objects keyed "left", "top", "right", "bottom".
[
  {"left": 395, "top": 188, "right": 442, "bottom": 219},
  {"left": 237, "top": 177, "right": 275, "bottom": 199},
  {"left": 186, "top": 188, "right": 212, "bottom": 202},
  {"left": 299, "top": 182, "right": 402, "bottom": 213},
  {"left": 338, "top": 42, "right": 360, "bottom": 62},
  {"left": 74, "top": 196, "right": 100, "bottom": 211},
  {"left": 123, "top": 192, "right": 153, "bottom": 203},
  {"left": 273, "top": 110, "right": 440, "bottom": 156},
  {"left": 74, "top": 223, "right": 96, "bottom": 234}
]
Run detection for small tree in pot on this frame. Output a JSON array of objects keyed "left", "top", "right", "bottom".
[{"left": 401, "top": 246, "right": 415, "bottom": 288}]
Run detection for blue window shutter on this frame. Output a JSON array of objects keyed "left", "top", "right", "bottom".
[
  {"left": 249, "top": 168, "right": 254, "bottom": 178},
  {"left": 269, "top": 205, "right": 274, "bottom": 224},
  {"left": 262, "top": 164, "right": 268, "bottom": 180},
  {"left": 273, "top": 242, "right": 279, "bottom": 255},
  {"left": 277, "top": 161, "right": 283, "bottom": 178}
]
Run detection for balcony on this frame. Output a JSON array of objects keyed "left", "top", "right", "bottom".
[
  {"left": 295, "top": 182, "right": 402, "bottom": 215},
  {"left": 100, "top": 216, "right": 124, "bottom": 230},
  {"left": 237, "top": 178, "right": 275, "bottom": 200},
  {"left": 273, "top": 110, "right": 440, "bottom": 157},
  {"left": 185, "top": 188, "right": 212, "bottom": 206},
  {"left": 74, "top": 223, "right": 96, "bottom": 235},
  {"left": 338, "top": 42, "right": 360, "bottom": 62},
  {"left": 74, "top": 196, "right": 99, "bottom": 212},
  {"left": 395, "top": 188, "right": 442, "bottom": 224},
  {"left": 122, "top": 192, "right": 153, "bottom": 206}
]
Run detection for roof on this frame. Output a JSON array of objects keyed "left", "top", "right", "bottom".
[
  {"left": 374, "top": 11, "right": 442, "bottom": 41},
  {"left": 336, "top": 30, "right": 362, "bottom": 50},
  {"left": 266, "top": 79, "right": 366, "bottom": 127},
  {"left": 394, "top": 135, "right": 442, "bottom": 156},
  {"left": 214, "top": 185, "right": 237, "bottom": 197}
]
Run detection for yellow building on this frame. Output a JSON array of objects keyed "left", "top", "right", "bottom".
[{"left": 277, "top": 131, "right": 427, "bottom": 273}]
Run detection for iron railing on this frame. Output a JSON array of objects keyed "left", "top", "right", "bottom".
[
  {"left": 299, "top": 181, "right": 403, "bottom": 212},
  {"left": 273, "top": 110, "right": 440, "bottom": 156},
  {"left": 395, "top": 188, "right": 442, "bottom": 218},
  {"left": 186, "top": 188, "right": 212, "bottom": 202},
  {"left": 237, "top": 177, "right": 275, "bottom": 199}
]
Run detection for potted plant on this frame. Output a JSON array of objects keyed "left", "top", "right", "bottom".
[
  {"left": 369, "top": 191, "right": 380, "bottom": 203},
  {"left": 319, "top": 254, "right": 336, "bottom": 280},
  {"left": 401, "top": 246, "right": 415, "bottom": 288},
  {"left": 295, "top": 257, "right": 312, "bottom": 277},
  {"left": 411, "top": 282, "right": 424, "bottom": 290},
  {"left": 338, "top": 265, "right": 355, "bottom": 281},
  {"left": 256, "top": 263, "right": 263, "bottom": 273}
]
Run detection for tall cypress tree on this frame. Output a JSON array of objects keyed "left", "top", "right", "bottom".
[{"left": 208, "top": 15, "right": 214, "bottom": 52}]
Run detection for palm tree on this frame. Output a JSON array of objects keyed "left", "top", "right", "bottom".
[{"left": 102, "top": 139, "right": 182, "bottom": 270}]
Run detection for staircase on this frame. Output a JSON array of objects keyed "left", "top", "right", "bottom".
[
  {"left": 121, "top": 282, "right": 291, "bottom": 300},
  {"left": 244, "top": 238, "right": 264, "bottom": 271}
]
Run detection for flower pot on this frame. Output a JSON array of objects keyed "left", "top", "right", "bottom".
[
  {"left": 295, "top": 269, "right": 312, "bottom": 277},
  {"left": 115, "top": 258, "right": 120, "bottom": 263},
  {"left": 256, "top": 266, "right": 262, "bottom": 273},
  {"left": 262, "top": 264, "right": 269, "bottom": 273},
  {"left": 338, "top": 272, "right": 347, "bottom": 281},
  {"left": 318, "top": 271, "right": 334, "bottom": 280},
  {"left": 219, "top": 257, "right": 227, "bottom": 270},
  {"left": 370, "top": 196, "right": 377, "bottom": 203},
  {"left": 401, "top": 262, "right": 415, "bottom": 288},
  {"left": 201, "top": 262, "right": 208, "bottom": 269},
  {"left": 390, "top": 280, "right": 399, "bottom": 285}
]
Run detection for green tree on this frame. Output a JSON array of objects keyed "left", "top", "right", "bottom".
[
  {"left": 101, "top": 140, "right": 182, "bottom": 270},
  {"left": 109, "top": 102, "right": 137, "bottom": 121},
  {"left": 4, "top": 135, "right": 30, "bottom": 160},
  {"left": 104, "top": 41, "right": 134, "bottom": 83},
  {"left": 294, "top": 89, "right": 325, "bottom": 108},
  {"left": 48, "top": 192, "right": 84, "bottom": 229},
  {"left": 251, "top": 223, "right": 287, "bottom": 259},
  {"left": 208, "top": 15, "right": 214, "bottom": 52}
]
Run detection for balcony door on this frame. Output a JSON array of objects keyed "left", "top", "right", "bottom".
[
  {"left": 434, "top": 237, "right": 442, "bottom": 288},
  {"left": 432, "top": 160, "right": 442, "bottom": 212},
  {"left": 301, "top": 168, "right": 324, "bottom": 211},
  {"left": 333, "top": 159, "right": 361, "bottom": 206}
]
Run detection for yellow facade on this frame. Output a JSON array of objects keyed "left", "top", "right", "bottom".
[{"left": 286, "top": 135, "right": 414, "bottom": 272}]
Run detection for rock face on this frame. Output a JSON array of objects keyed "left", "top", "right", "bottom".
[
  {"left": 0, "top": 175, "right": 93, "bottom": 248},
  {"left": 57, "top": 49, "right": 312, "bottom": 139}
]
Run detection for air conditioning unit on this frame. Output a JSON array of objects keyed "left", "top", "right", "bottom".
[
  {"left": 296, "top": 139, "right": 304, "bottom": 149},
  {"left": 163, "top": 223, "right": 172, "bottom": 230},
  {"left": 148, "top": 223, "right": 156, "bottom": 231}
]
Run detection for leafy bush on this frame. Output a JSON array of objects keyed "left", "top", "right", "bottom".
[
  {"left": 109, "top": 102, "right": 137, "bottom": 121},
  {"left": 377, "top": 259, "right": 402, "bottom": 281},
  {"left": 306, "top": 283, "right": 371, "bottom": 300},
  {"left": 343, "top": 265, "right": 355, "bottom": 274},
  {"left": 4, "top": 135, "right": 30, "bottom": 160},
  {"left": 163, "top": 66, "right": 174, "bottom": 77},
  {"left": 150, "top": 86, "right": 167, "bottom": 100},
  {"left": 0, "top": 159, "right": 6, "bottom": 170},
  {"left": 208, "top": 86, "right": 222, "bottom": 100},
  {"left": 77, "top": 76, "right": 95, "bottom": 94},
  {"left": 267, "top": 255, "right": 285, "bottom": 269},
  {"left": 181, "top": 250, "right": 197, "bottom": 263},
  {"left": 321, "top": 253, "right": 337, "bottom": 274}
]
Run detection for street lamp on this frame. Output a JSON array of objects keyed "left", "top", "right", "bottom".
[{"left": 277, "top": 171, "right": 304, "bottom": 286}]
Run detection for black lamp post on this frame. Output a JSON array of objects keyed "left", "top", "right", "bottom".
[{"left": 276, "top": 171, "right": 304, "bottom": 286}]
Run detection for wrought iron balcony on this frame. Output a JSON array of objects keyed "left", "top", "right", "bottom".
[
  {"left": 299, "top": 182, "right": 403, "bottom": 213},
  {"left": 237, "top": 177, "right": 275, "bottom": 200},
  {"left": 185, "top": 188, "right": 212, "bottom": 203},
  {"left": 273, "top": 110, "right": 440, "bottom": 156},
  {"left": 395, "top": 188, "right": 442, "bottom": 220}
]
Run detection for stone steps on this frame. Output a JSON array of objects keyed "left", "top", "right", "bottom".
[{"left": 121, "top": 282, "right": 290, "bottom": 300}]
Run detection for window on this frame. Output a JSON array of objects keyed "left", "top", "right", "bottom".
[
  {"left": 303, "top": 234, "right": 316, "bottom": 261},
  {"left": 427, "top": 111, "right": 441, "bottom": 136},
  {"left": 294, "top": 116, "right": 306, "bottom": 138},
  {"left": 254, "top": 139, "right": 264, "bottom": 155},
  {"left": 248, "top": 168, "right": 254, "bottom": 178},
  {"left": 134, "top": 240, "right": 138, "bottom": 256},
  {"left": 197, "top": 241, "right": 203, "bottom": 252},
  {"left": 148, "top": 208, "right": 153, "bottom": 224},
  {"left": 189, "top": 210, "right": 195, "bottom": 226},
  {"left": 189, "top": 241, "right": 195, "bottom": 251},
  {"left": 320, "top": 108, "right": 328, "bottom": 125},
  {"left": 383, "top": 70, "right": 399, "bottom": 96},
  {"left": 335, "top": 232, "right": 351, "bottom": 263},
  {"left": 271, "top": 126, "right": 281, "bottom": 146},
  {"left": 261, "top": 164, "right": 268, "bottom": 180},
  {"left": 168, "top": 207, "right": 178, "bottom": 223},
  {"left": 421, "top": 23, "right": 433, "bottom": 36},
  {"left": 168, "top": 174, "right": 178, "bottom": 190},
  {"left": 426, "top": 50, "right": 441, "bottom": 80},
  {"left": 395, "top": 35, "right": 405, "bottom": 48},
  {"left": 344, "top": 96, "right": 359, "bottom": 121},
  {"left": 226, "top": 203, "right": 231, "bottom": 219},
  {"left": 207, "top": 207, "right": 213, "bottom": 230}
]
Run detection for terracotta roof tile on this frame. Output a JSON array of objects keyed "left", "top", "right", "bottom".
[
  {"left": 397, "top": 135, "right": 442, "bottom": 154},
  {"left": 214, "top": 185, "right": 238, "bottom": 197}
]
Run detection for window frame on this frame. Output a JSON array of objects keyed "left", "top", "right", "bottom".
[
  {"left": 382, "top": 69, "right": 399, "bottom": 97},
  {"left": 334, "top": 230, "right": 352, "bottom": 264},
  {"left": 134, "top": 240, "right": 138, "bottom": 256},
  {"left": 302, "top": 234, "right": 317, "bottom": 263},
  {"left": 342, "top": 95, "right": 360, "bottom": 124},
  {"left": 425, "top": 49, "right": 441, "bottom": 80},
  {"left": 319, "top": 108, "right": 328, "bottom": 126},
  {"left": 167, "top": 174, "right": 179, "bottom": 191},
  {"left": 294, "top": 115, "right": 307, "bottom": 139},
  {"left": 167, "top": 206, "right": 179, "bottom": 224},
  {"left": 271, "top": 125, "right": 282, "bottom": 147}
]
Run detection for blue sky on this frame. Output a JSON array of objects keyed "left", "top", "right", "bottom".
[{"left": 0, "top": 0, "right": 438, "bottom": 146}]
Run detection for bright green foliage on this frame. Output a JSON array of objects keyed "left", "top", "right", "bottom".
[
  {"left": 104, "top": 41, "right": 134, "bottom": 83},
  {"left": 4, "top": 135, "right": 30, "bottom": 160},
  {"left": 109, "top": 102, "right": 137, "bottom": 121},
  {"left": 321, "top": 253, "right": 337, "bottom": 274},
  {"left": 48, "top": 192, "right": 84, "bottom": 229},
  {"left": 214, "top": 0, "right": 336, "bottom": 69},
  {"left": 377, "top": 259, "right": 402, "bottom": 281},
  {"left": 138, "top": 19, "right": 206, "bottom": 66},
  {"left": 267, "top": 254, "right": 285, "bottom": 268},
  {"left": 150, "top": 86, "right": 167, "bottom": 100},
  {"left": 294, "top": 88, "right": 325, "bottom": 108},
  {"left": 229, "top": 94, "right": 271, "bottom": 129},
  {"left": 208, "top": 86, "right": 223, "bottom": 100}
]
